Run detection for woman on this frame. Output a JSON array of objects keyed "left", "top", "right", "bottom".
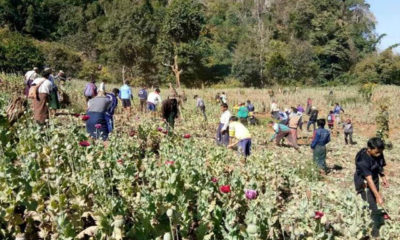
[
  {"left": 31, "top": 69, "right": 53, "bottom": 124},
  {"left": 86, "top": 90, "right": 111, "bottom": 140},
  {"left": 48, "top": 69, "right": 60, "bottom": 115},
  {"left": 161, "top": 98, "right": 179, "bottom": 131}
]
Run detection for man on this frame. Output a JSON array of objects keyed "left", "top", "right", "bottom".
[
  {"left": 270, "top": 100, "right": 279, "bottom": 119},
  {"left": 194, "top": 95, "right": 207, "bottom": 121},
  {"left": 311, "top": 119, "right": 331, "bottom": 174},
  {"left": 105, "top": 88, "right": 120, "bottom": 133},
  {"left": 54, "top": 70, "right": 66, "bottom": 84},
  {"left": 333, "top": 103, "right": 345, "bottom": 125},
  {"left": 216, "top": 103, "right": 231, "bottom": 146},
  {"left": 228, "top": 116, "right": 252, "bottom": 160},
  {"left": 278, "top": 109, "right": 288, "bottom": 125},
  {"left": 147, "top": 88, "right": 162, "bottom": 117},
  {"left": 269, "top": 121, "right": 299, "bottom": 150},
  {"left": 354, "top": 137, "right": 388, "bottom": 237},
  {"left": 24, "top": 67, "right": 39, "bottom": 97},
  {"left": 307, "top": 106, "right": 318, "bottom": 132},
  {"left": 119, "top": 81, "right": 133, "bottom": 115},
  {"left": 220, "top": 92, "right": 227, "bottom": 104},
  {"left": 47, "top": 68, "right": 60, "bottom": 116},
  {"left": 31, "top": 69, "right": 52, "bottom": 125},
  {"left": 288, "top": 108, "right": 302, "bottom": 142},
  {"left": 138, "top": 86, "right": 148, "bottom": 112}
]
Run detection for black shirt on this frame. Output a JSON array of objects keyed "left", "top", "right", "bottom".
[{"left": 354, "top": 148, "right": 386, "bottom": 192}]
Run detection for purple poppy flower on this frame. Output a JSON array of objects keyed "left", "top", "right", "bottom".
[{"left": 245, "top": 189, "right": 258, "bottom": 200}]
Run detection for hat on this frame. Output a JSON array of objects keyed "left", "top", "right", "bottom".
[{"left": 312, "top": 106, "right": 317, "bottom": 110}]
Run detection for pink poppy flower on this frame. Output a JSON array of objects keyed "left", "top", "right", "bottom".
[
  {"left": 117, "top": 159, "right": 124, "bottom": 165},
  {"left": 95, "top": 124, "right": 102, "bottom": 129},
  {"left": 211, "top": 177, "right": 218, "bottom": 183},
  {"left": 157, "top": 127, "right": 163, "bottom": 132},
  {"left": 314, "top": 211, "right": 324, "bottom": 219},
  {"left": 165, "top": 161, "right": 175, "bottom": 165},
  {"left": 220, "top": 185, "right": 231, "bottom": 193},
  {"left": 79, "top": 141, "right": 90, "bottom": 147}
]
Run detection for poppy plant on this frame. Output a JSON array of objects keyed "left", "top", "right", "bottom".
[
  {"left": 314, "top": 211, "right": 324, "bottom": 219},
  {"left": 220, "top": 185, "right": 231, "bottom": 193},
  {"left": 81, "top": 115, "right": 90, "bottom": 121},
  {"left": 79, "top": 141, "right": 90, "bottom": 147}
]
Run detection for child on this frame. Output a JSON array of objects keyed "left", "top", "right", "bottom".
[
  {"left": 343, "top": 119, "right": 355, "bottom": 144},
  {"left": 327, "top": 110, "right": 335, "bottom": 130}
]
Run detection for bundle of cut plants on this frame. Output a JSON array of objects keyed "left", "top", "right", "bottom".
[{"left": 6, "top": 95, "right": 27, "bottom": 125}]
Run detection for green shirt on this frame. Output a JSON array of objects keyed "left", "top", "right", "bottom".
[{"left": 237, "top": 106, "right": 249, "bottom": 118}]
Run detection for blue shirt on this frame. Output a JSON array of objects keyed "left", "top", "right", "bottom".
[
  {"left": 106, "top": 93, "right": 118, "bottom": 116},
  {"left": 311, "top": 128, "right": 331, "bottom": 149},
  {"left": 119, "top": 84, "right": 132, "bottom": 100},
  {"left": 138, "top": 88, "right": 148, "bottom": 100},
  {"left": 333, "top": 105, "right": 343, "bottom": 114},
  {"left": 247, "top": 104, "right": 255, "bottom": 112}
]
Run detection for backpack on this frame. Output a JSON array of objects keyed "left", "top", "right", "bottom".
[
  {"left": 84, "top": 83, "right": 94, "bottom": 97},
  {"left": 28, "top": 78, "right": 46, "bottom": 99}
]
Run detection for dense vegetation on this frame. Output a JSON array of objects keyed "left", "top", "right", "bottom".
[{"left": 1, "top": 0, "right": 400, "bottom": 86}]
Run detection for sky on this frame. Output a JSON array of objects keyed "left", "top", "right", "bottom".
[{"left": 367, "top": 0, "right": 400, "bottom": 52}]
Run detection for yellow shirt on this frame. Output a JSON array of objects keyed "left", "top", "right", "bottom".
[{"left": 229, "top": 122, "right": 251, "bottom": 140}]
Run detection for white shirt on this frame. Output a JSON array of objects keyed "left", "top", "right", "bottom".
[
  {"left": 220, "top": 94, "right": 227, "bottom": 104},
  {"left": 25, "top": 70, "right": 38, "bottom": 81},
  {"left": 220, "top": 110, "right": 232, "bottom": 131},
  {"left": 32, "top": 78, "right": 52, "bottom": 94},
  {"left": 270, "top": 102, "right": 279, "bottom": 112},
  {"left": 147, "top": 92, "right": 162, "bottom": 105}
]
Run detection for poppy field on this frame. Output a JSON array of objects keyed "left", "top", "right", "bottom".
[{"left": 1, "top": 74, "right": 400, "bottom": 239}]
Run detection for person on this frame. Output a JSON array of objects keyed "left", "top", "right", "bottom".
[
  {"left": 54, "top": 70, "right": 66, "bottom": 84},
  {"left": 119, "top": 81, "right": 133, "bottom": 115},
  {"left": 84, "top": 79, "right": 97, "bottom": 101},
  {"left": 47, "top": 68, "right": 60, "bottom": 116},
  {"left": 237, "top": 102, "right": 249, "bottom": 124},
  {"left": 24, "top": 67, "right": 39, "bottom": 97},
  {"left": 297, "top": 104, "right": 305, "bottom": 114},
  {"left": 306, "top": 98, "right": 312, "bottom": 116},
  {"left": 246, "top": 100, "right": 255, "bottom": 113},
  {"left": 307, "top": 106, "right": 318, "bottom": 132},
  {"left": 327, "top": 110, "right": 335, "bottom": 130},
  {"left": 147, "top": 88, "right": 162, "bottom": 117},
  {"left": 194, "top": 95, "right": 207, "bottom": 121},
  {"left": 343, "top": 119, "right": 355, "bottom": 145},
  {"left": 161, "top": 98, "right": 179, "bottom": 131},
  {"left": 31, "top": 69, "right": 52, "bottom": 125},
  {"left": 269, "top": 121, "right": 299, "bottom": 150},
  {"left": 270, "top": 100, "right": 279, "bottom": 119},
  {"left": 217, "top": 103, "right": 231, "bottom": 146},
  {"left": 86, "top": 89, "right": 111, "bottom": 141},
  {"left": 354, "top": 138, "right": 388, "bottom": 237},
  {"left": 220, "top": 92, "right": 227, "bottom": 104},
  {"left": 278, "top": 110, "right": 288, "bottom": 125},
  {"left": 105, "top": 88, "right": 120, "bottom": 133},
  {"left": 228, "top": 116, "right": 252, "bottom": 160},
  {"left": 333, "top": 103, "right": 345, "bottom": 124},
  {"left": 138, "top": 86, "right": 148, "bottom": 112},
  {"left": 215, "top": 93, "right": 221, "bottom": 104},
  {"left": 311, "top": 119, "right": 331, "bottom": 174},
  {"left": 288, "top": 108, "right": 302, "bottom": 141}
]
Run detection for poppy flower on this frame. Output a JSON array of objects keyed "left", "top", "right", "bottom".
[
  {"left": 162, "top": 130, "right": 168, "bottom": 134},
  {"left": 383, "top": 213, "right": 391, "bottom": 220},
  {"left": 157, "top": 127, "right": 163, "bottom": 132},
  {"left": 79, "top": 141, "right": 90, "bottom": 147},
  {"left": 95, "top": 124, "right": 102, "bottom": 129},
  {"left": 314, "top": 211, "right": 324, "bottom": 219},
  {"left": 220, "top": 185, "right": 231, "bottom": 193},
  {"left": 165, "top": 161, "right": 175, "bottom": 165},
  {"left": 183, "top": 134, "right": 191, "bottom": 139},
  {"left": 129, "top": 130, "right": 136, "bottom": 137},
  {"left": 73, "top": 113, "right": 80, "bottom": 117},
  {"left": 81, "top": 115, "right": 90, "bottom": 121},
  {"left": 245, "top": 189, "right": 258, "bottom": 200},
  {"left": 211, "top": 177, "right": 218, "bottom": 183},
  {"left": 117, "top": 159, "right": 124, "bottom": 165}
]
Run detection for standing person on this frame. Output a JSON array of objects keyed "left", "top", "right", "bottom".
[
  {"left": 138, "top": 86, "right": 148, "bottom": 112},
  {"left": 297, "top": 104, "right": 305, "bottom": 114},
  {"left": 194, "top": 95, "right": 207, "bottom": 121},
  {"left": 31, "top": 69, "right": 52, "bottom": 125},
  {"left": 86, "top": 89, "right": 111, "bottom": 141},
  {"left": 105, "top": 88, "right": 120, "bottom": 133},
  {"left": 47, "top": 68, "right": 60, "bottom": 116},
  {"left": 220, "top": 92, "right": 227, "bottom": 104},
  {"left": 119, "top": 81, "right": 133, "bottom": 115},
  {"left": 307, "top": 106, "right": 318, "bottom": 132},
  {"left": 83, "top": 79, "right": 97, "bottom": 101},
  {"left": 343, "top": 119, "right": 355, "bottom": 145},
  {"left": 228, "top": 116, "right": 252, "bottom": 161},
  {"left": 147, "top": 88, "right": 162, "bottom": 117},
  {"left": 327, "top": 110, "right": 335, "bottom": 130},
  {"left": 215, "top": 92, "right": 221, "bottom": 104},
  {"left": 24, "top": 67, "right": 39, "bottom": 97},
  {"left": 246, "top": 100, "right": 255, "bottom": 113},
  {"left": 270, "top": 100, "right": 279, "bottom": 119},
  {"left": 237, "top": 102, "right": 249, "bottom": 124},
  {"left": 268, "top": 121, "right": 299, "bottom": 150},
  {"left": 333, "top": 103, "right": 345, "bottom": 124},
  {"left": 306, "top": 98, "right": 312, "bottom": 116},
  {"left": 354, "top": 138, "right": 388, "bottom": 237},
  {"left": 161, "top": 98, "right": 179, "bottom": 131},
  {"left": 217, "top": 103, "right": 231, "bottom": 146},
  {"left": 311, "top": 119, "right": 331, "bottom": 174},
  {"left": 288, "top": 108, "right": 302, "bottom": 142}
]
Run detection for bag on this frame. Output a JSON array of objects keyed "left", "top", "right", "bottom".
[
  {"left": 327, "top": 114, "right": 332, "bottom": 122},
  {"left": 28, "top": 78, "right": 46, "bottom": 99},
  {"left": 84, "top": 83, "right": 94, "bottom": 97}
]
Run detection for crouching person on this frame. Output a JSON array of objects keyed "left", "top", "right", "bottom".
[{"left": 228, "top": 116, "right": 252, "bottom": 162}]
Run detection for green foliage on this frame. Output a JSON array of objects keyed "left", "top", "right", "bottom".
[{"left": 358, "top": 83, "right": 376, "bottom": 102}]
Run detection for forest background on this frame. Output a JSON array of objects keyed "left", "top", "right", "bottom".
[{"left": 1, "top": 0, "right": 400, "bottom": 87}]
